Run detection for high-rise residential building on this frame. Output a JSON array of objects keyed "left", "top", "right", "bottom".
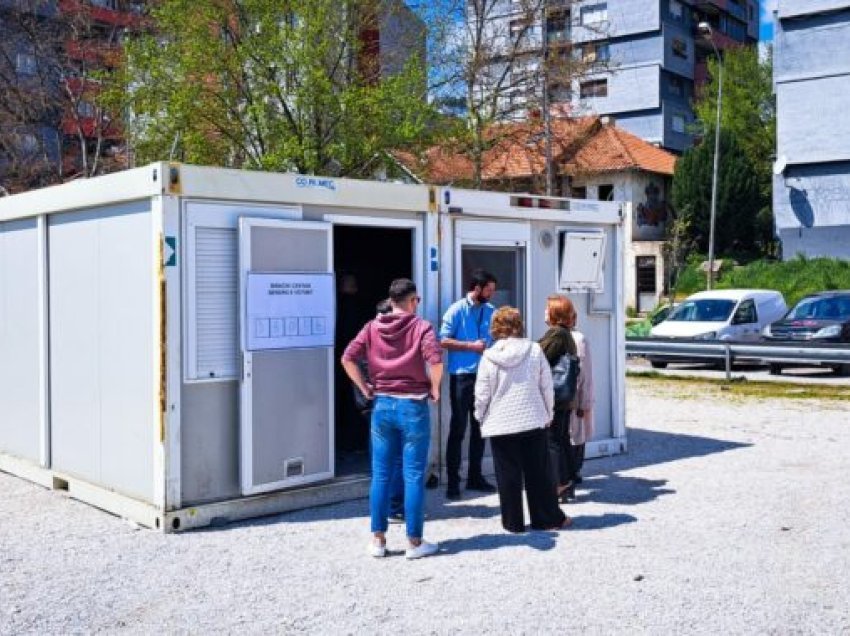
[
  {"left": 470, "top": 0, "right": 758, "bottom": 153},
  {"left": 773, "top": 0, "right": 850, "bottom": 259},
  {"left": 0, "top": 0, "right": 146, "bottom": 192}
]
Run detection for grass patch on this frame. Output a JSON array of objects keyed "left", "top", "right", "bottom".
[
  {"left": 674, "top": 254, "right": 850, "bottom": 307},
  {"left": 627, "top": 371, "right": 850, "bottom": 402}
]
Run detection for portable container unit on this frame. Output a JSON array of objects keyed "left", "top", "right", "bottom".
[{"left": 0, "top": 163, "right": 627, "bottom": 531}]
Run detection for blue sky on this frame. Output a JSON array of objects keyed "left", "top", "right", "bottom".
[{"left": 759, "top": 0, "right": 777, "bottom": 41}]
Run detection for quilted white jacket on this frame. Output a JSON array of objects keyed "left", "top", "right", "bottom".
[{"left": 474, "top": 338, "right": 554, "bottom": 438}]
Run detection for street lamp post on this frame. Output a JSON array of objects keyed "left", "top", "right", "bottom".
[{"left": 698, "top": 21, "right": 723, "bottom": 290}]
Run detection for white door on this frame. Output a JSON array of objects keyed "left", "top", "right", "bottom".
[
  {"left": 454, "top": 220, "right": 531, "bottom": 315},
  {"left": 238, "top": 218, "right": 334, "bottom": 495},
  {"left": 730, "top": 298, "right": 760, "bottom": 341}
]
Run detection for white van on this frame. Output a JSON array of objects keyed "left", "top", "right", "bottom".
[{"left": 648, "top": 289, "right": 787, "bottom": 368}]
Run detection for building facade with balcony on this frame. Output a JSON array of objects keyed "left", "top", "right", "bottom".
[
  {"left": 471, "top": 0, "right": 758, "bottom": 153},
  {"left": 773, "top": 0, "right": 850, "bottom": 259},
  {"left": 0, "top": 0, "right": 144, "bottom": 191}
]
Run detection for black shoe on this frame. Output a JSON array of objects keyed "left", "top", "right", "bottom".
[
  {"left": 446, "top": 486, "right": 461, "bottom": 500},
  {"left": 425, "top": 473, "right": 439, "bottom": 489},
  {"left": 466, "top": 477, "right": 496, "bottom": 493}
]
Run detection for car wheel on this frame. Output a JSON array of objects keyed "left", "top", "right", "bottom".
[
  {"left": 650, "top": 360, "right": 668, "bottom": 369},
  {"left": 832, "top": 364, "right": 850, "bottom": 377},
  {"left": 768, "top": 364, "right": 782, "bottom": 376}
]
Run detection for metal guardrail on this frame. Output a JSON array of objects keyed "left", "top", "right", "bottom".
[{"left": 626, "top": 338, "right": 850, "bottom": 380}]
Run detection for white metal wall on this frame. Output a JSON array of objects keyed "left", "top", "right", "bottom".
[
  {"left": 0, "top": 219, "right": 42, "bottom": 462},
  {"left": 48, "top": 202, "right": 156, "bottom": 502}
]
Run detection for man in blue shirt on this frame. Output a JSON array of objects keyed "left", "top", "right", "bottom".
[{"left": 440, "top": 268, "right": 498, "bottom": 500}]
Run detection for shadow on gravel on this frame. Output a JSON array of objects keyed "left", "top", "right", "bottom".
[
  {"left": 430, "top": 502, "right": 502, "bottom": 521},
  {"left": 593, "top": 427, "right": 752, "bottom": 474},
  {"left": 576, "top": 475, "right": 674, "bottom": 506},
  {"left": 437, "top": 531, "right": 558, "bottom": 555},
  {"left": 568, "top": 513, "right": 638, "bottom": 531}
]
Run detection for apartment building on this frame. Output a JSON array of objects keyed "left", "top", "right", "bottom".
[
  {"left": 471, "top": 0, "right": 758, "bottom": 152},
  {"left": 0, "top": 0, "right": 145, "bottom": 191},
  {"left": 773, "top": 0, "right": 850, "bottom": 259}
]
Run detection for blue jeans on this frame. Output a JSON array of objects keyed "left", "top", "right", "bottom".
[{"left": 370, "top": 396, "right": 431, "bottom": 539}]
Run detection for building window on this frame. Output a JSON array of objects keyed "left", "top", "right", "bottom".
[
  {"left": 598, "top": 184, "right": 614, "bottom": 201},
  {"left": 571, "top": 186, "right": 587, "bottom": 199},
  {"left": 580, "top": 3, "right": 607, "bottom": 25},
  {"left": 510, "top": 18, "right": 533, "bottom": 40},
  {"left": 672, "top": 37, "right": 687, "bottom": 60},
  {"left": 669, "top": 0, "right": 683, "bottom": 19},
  {"left": 672, "top": 114, "right": 686, "bottom": 134},
  {"left": 580, "top": 41, "right": 610, "bottom": 64},
  {"left": 18, "top": 133, "right": 39, "bottom": 154},
  {"left": 77, "top": 101, "right": 96, "bottom": 118},
  {"left": 546, "top": 10, "right": 570, "bottom": 42},
  {"left": 15, "top": 52, "right": 37, "bottom": 76},
  {"left": 669, "top": 75, "right": 683, "bottom": 97},
  {"left": 579, "top": 79, "right": 607, "bottom": 98}
]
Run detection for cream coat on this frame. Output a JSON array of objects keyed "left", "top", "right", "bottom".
[
  {"left": 473, "top": 338, "right": 554, "bottom": 438},
  {"left": 570, "top": 330, "right": 595, "bottom": 445}
]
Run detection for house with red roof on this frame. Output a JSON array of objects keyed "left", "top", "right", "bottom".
[{"left": 390, "top": 116, "right": 677, "bottom": 313}]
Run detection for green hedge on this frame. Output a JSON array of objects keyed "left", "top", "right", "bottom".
[
  {"left": 626, "top": 255, "right": 850, "bottom": 337},
  {"left": 674, "top": 255, "right": 850, "bottom": 308}
]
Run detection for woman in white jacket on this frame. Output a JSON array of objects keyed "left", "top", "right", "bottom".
[{"left": 474, "top": 307, "right": 571, "bottom": 533}]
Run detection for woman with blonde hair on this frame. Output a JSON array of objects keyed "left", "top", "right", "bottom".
[
  {"left": 539, "top": 295, "right": 594, "bottom": 501},
  {"left": 474, "top": 307, "right": 571, "bottom": 532}
]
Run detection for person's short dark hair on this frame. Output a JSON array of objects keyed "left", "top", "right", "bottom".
[
  {"left": 388, "top": 278, "right": 417, "bottom": 303},
  {"left": 375, "top": 298, "right": 392, "bottom": 314},
  {"left": 468, "top": 268, "right": 497, "bottom": 291}
]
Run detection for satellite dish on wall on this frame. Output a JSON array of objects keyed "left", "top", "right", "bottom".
[{"left": 773, "top": 155, "right": 788, "bottom": 176}]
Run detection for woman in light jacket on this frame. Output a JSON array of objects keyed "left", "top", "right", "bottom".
[{"left": 474, "top": 306, "right": 571, "bottom": 533}]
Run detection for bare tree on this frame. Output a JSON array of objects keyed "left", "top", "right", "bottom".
[
  {"left": 0, "top": 0, "right": 140, "bottom": 192},
  {"left": 412, "top": 0, "right": 612, "bottom": 191}
]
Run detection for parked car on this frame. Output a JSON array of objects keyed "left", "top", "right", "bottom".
[
  {"left": 761, "top": 291, "right": 850, "bottom": 375},
  {"left": 648, "top": 289, "right": 788, "bottom": 369}
]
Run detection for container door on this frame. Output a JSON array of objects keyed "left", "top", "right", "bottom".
[{"left": 238, "top": 218, "right": 334, "bottom": 495}]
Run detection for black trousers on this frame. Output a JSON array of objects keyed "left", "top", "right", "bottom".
[
  {"left": 446, "top": 374, "right": 485, "bottom": 487},
  {"left": 546, "top": 405, "right": 570, "bottom": 489},
  {"left": 548, "top": 407, "right": 587, "bottom": 486},
  {"left": 491, "top": 428, "right": 566, "bottom": 533},
  {"left": 569, "top": 443, "right": 586, "bottom": 482}
]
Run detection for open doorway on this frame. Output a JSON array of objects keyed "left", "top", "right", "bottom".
[{"left": 334, "top": 225, "right": 414, "bottom": 476}]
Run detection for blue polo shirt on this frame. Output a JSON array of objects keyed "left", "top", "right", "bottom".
[{"left": 439, "top": 295, "right": 496, "bottom": 375}]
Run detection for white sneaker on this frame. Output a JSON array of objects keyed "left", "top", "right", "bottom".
[
  {"left": 368, "top": 541, "right": 387, "bottom": 558},
  {"left": 405, "top": 540, "right": 439, "bottom": 560}
]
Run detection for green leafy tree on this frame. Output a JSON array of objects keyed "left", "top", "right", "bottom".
[
  {"left": 693, "top": 45, "right": 775, "bottom": 252},
  {"left": 672, "top": 129, "right": 762, "bottom": 255},
  {"left": 113, "top": 0, "right": 434, "bottom": 176}
]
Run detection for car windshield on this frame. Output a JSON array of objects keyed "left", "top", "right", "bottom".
[
  {"left": 786, "top": 296, "right": 850, "bottom": 321},
  {"left": 667, "top": 299, "right": 736, "bottom": 322}
]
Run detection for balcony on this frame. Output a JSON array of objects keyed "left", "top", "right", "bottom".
[
  {"left": 65, "top": 39, "right": 123, "bottom": 67},
  {"left": 61, "top": 114, "right": 123, "bottom": 140},
  {"left": 58, "top": 0, "right": 144, "bottom": 28}
]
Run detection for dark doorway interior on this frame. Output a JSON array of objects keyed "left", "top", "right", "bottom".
[{"left": 334, "top": 225, "right": 413, "bottom": 476}]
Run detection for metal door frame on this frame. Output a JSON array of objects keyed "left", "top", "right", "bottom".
[
  {"left": 453, "top": 219, "right": 531, "bottom": 317},
  {"left": 238, "top": 217, "right": 334, "bottom": 495}
]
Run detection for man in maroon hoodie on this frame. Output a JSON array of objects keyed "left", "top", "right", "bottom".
[{"left": 341, "top": 278, "right": 443, "bottom": 559}]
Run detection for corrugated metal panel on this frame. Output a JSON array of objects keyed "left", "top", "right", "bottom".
[{"left": 195, "top": 227, "right": 238, "bottom": 378}]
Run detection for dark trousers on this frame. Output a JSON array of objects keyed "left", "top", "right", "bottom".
[
  {"left": 491, "top": 428, "right": 566, "bottom": 533},
  {"left": 568, "top": 443, "right": 586, "bottom": 483},
  {"left": 546, "top": 406, "right": 570, "bottom": 489},
  {"left": 446, "top": 374, "right": 485, "bottom": 487}
]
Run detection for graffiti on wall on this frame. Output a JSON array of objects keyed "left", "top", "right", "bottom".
[{"left": 633, "top": 180, "right": 670, "bottom": 241}]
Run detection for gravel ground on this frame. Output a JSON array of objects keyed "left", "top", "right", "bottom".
[{"left": 2, "top": 378, "right": 849, "bottom": 635}]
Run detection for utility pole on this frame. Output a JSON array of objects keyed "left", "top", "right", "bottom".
[{"left": 699, "top": 22, "right": 723, "bottom": 291}]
